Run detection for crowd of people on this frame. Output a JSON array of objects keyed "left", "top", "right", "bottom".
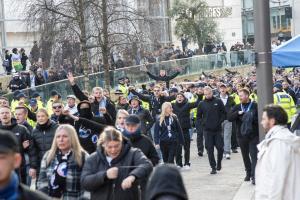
[{"left": 0, "top": 57, "right": 300, "bottom": 199}]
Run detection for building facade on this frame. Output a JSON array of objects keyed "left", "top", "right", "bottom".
[{"left": 242, "top": 0, "right": 300, "bottom": 43}]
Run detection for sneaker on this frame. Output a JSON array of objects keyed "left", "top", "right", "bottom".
[
  {"left": 210, "top": 169, "right": 217, "bottom": 174},
  {"left": 183, "top": 165, "right": 191, "bottom": 170},
  {"left": 176, "top": 165, "right": 183, "bottom": 169},
  {"left": 225, "top": 154, "right": 231, "bottom": 160}
]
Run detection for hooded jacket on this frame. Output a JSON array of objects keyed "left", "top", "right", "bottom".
[
  {"left": 255, "top": 125, "right": 300, "bottom": 200},
  {"left": 146, "top": 165, "right": 188, "bottom": 200},
  {"left": 81, "top": 138, "right": 153, "bottom": 200},
  {"left": 29, "top": 120, "right": 58, "bottom": 169}
]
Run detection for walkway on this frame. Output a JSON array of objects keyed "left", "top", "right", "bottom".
[{"left": 180, "top": 135, "right": 255, "bottom": 200}]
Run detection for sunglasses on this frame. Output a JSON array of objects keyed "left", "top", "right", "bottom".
[{"left": 53, "top": 105, "right": 62, "bottom": 109}]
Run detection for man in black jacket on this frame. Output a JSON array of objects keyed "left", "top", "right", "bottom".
[
  {"left": 8, "top": 73, "right": 27, "bottom": 92},
  {"left": 197, "top": 86, "right": 226, "bottom": 174},
  {"left": 218, "top": 84, "right": 236, "bottom": 159},
  {"left": 67, "top": 72, "right": 117, "bottom": 122},
  {"left": 128, "top": 95, "right": 154, "bottom": 138},
  {"left": 145, "top": 68, "right": 180, "bottom": 89},
  {"left": 172, "top": 92, "right": 201, "bottom": 168},
  {"left": 228, "top": 88, "right": 258, "bottom": 185},
  {"left": 123, "top": 115, "right": 159, "bottom": 166},
  {"left": 0, "top": 106, "right": 32, "bottom": 184},
  {"left": 122, "top": 114, "right": 159, "bottom": 200},
  {"left": 0, "top": 130, "right": 50, "bottom": 200}
]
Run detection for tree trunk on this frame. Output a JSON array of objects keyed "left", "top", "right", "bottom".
[
  {"left": 197, "top": 42, "right": 204, "bottom": 54},
  {"left": 102, "top": 0, "right": 111, "bottom": 90},
  {"left": 78, "top": 0, "right": 90, "bottom": 90}
]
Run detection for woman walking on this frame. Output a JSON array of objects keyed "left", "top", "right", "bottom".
[
  {"left": 37, "top": 124, "right": 89, "bottom": 199},
  {"left": 154, "top": 102, "right": 184, "bottom": 164},
  {"left": 81, "top": 126, "right": 153, "bottom": 200}
]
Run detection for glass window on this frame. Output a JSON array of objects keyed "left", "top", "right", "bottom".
[
  {"left": 281, "top": 15, "right": 287, "bottom": 28},
  {"left": 272, "top": 16, "right": 276, "bottom": 29},
  {"left": 277, "top": 15, "right": 280, "bottom": 29}
]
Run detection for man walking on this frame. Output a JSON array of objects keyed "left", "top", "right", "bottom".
[
  {"left": 256, "top": 104, "right": 300, "bottom": 199},
  {"left": 197, "top": 86, "right": 226, "bottom": 174},
  {"left": 228, "top": 88, "right": 259, "bottom": 184}
]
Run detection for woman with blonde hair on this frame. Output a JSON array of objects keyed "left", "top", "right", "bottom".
[
  {"left": 29, "top": 108, "right": 59, "bottom": 180},
  {"left": 115, "top": 109, "right": 129, "bottom": 132},
  {"left": 37, "top": 124, "right": 89, "bottom": 199},
  {"left": 154, "top": 102, "right": 184, "bottom": 164},
  {"left": 81, "top": 126, "right": 153, "bottom": 200}
]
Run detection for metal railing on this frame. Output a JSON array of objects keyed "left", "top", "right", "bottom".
[{"left": 3, "top": 50, "right": 254, "bottom": 103}]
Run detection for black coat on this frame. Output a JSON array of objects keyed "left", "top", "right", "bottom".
[
  {"left": 146, "top": 71, "right": 180, "bottom": 89},
  {"left": 196, "top": 97, "right": 226, "bottom": 132},
  {"left": 81, "top": 139, "right": 153, "bottom": 200},
  {"left": 228, "top": 101, "right": 259, "bottom": 139},
  {"left": 128, "top": 107, "right": 154, "bottom": 135},
  {"left": 8, "top": 78, "right": 27, "bottom": 91},
  {"left": 172, "top": 97, "right": 200, "bottom": 130},
  {"left": 71, "top": 84, "right": 117, "bottom": 122},
  {"left": 0, "top": 119, "right": 31, "bottom": 159},
  {"left": 130, "top": 89, "right": 176, "bottom": 117},
  {"left": 218, "top": 94, "right": 236, "bottom": 120},
  {"left": 127, "top": 134, "right": 159, "bottom": 166},
  {"left": 29, "top": 120, "right": 58, "bottom": 169}
]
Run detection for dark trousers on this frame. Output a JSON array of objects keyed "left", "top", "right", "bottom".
[
  {"left": 160, "top": 141, "right": 177, "bottom": 164},
  {"left": 238, "top": 136, "right": 258, "bottom": 178},
  {"left": 176, "top": 129, "right": 191, "bottom": 166},
  {"left": 196, "top": 123, "right": 204, "bottom": 153},
  {"left": 204, "top": 130, "right": 224, "bottom": 169},
  {"left": 231, "top": 122, "right": 239, "bottom": 150}
]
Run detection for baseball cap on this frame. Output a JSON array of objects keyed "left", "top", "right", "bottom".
[
  {"left": 273, "top": 83, "right": 282, "bottom": 90},
  {"left": 0, "top": 130, "right": 19, "bottom": 153},
  {"left": 125, "top": 115, "right": 141, "bottom": 125},
  {"left": 29, "top": 98, "right": 37, "bottom": 106}
]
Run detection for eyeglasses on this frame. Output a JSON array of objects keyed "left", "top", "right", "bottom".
[
  {"left": 154, "top": 90, "right": 160, "bottom": 92},
  {"left": 53, "top": 106, "right": 62, "bottom": 109}
]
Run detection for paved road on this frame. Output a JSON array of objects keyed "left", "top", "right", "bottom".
[{"left": 179, "top": 135, "right": 255, "bottom": 200}]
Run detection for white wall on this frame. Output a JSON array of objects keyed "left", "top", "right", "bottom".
[{"left": 292, "top": 0, "right": 300, "bottom": 36}]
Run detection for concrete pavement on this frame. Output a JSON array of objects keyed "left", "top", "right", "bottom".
[{"left": 179, "top": 136, "right": 255, "bottom": 200}]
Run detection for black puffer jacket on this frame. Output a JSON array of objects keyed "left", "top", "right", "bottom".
[
  {"left": 81, "top": 138, "right": 153, "bottom": 200},
  {"left": 29, "top": 120, "right": 58, "bottom": 169},
  {"left": 146, "top": 165, "right": 188, "bottom": 200}
]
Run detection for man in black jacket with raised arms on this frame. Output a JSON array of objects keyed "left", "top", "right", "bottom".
[{"left": 197, "top": 86, "right": 226, "bottom": 174}]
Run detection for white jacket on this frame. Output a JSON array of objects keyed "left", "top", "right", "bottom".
[{"left": 255, "top": 125, "right": 300, "bottom": 200}]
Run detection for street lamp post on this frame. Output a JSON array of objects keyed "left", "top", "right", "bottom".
[{"left": 253, "top": 0, "right": 274, "bottom": 141}]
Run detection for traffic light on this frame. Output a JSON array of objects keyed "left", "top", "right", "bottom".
[{"left": 285, "top": 7, "right": 292, "bottom": 19}]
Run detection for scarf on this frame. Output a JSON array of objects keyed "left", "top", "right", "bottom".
[{"left": 122, "top": 127, "right": 142, "bottom": 141}]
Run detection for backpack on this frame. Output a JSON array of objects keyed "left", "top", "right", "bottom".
[{"left": 240, "top": 102, "right": 254, "bottom": 136}]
